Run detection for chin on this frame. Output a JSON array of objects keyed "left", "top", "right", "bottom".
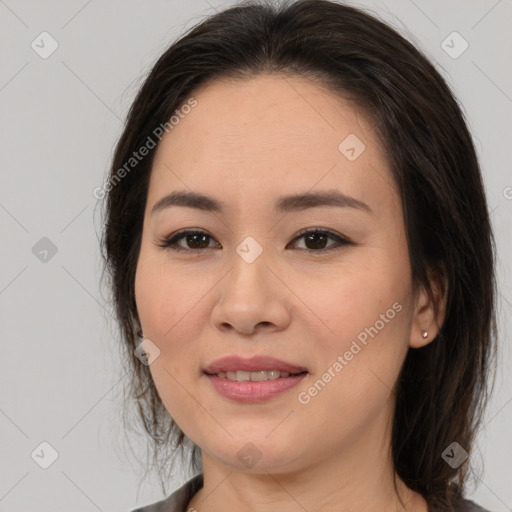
[{"left": 203, "top": 437, "right": 305, "bottom": 474}]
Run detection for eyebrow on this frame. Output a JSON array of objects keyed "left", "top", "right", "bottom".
[{"left": 151, "top": 190, "right": 373, "bottom": 216}]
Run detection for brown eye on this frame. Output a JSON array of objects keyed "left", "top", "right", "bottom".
[
  {"left": 288, "top": 229, "right": 352, "bottom": 253},
  {"left": 157, "top": 230, "right": 219, "bottom": 252},
  {"left": 181, "top": 232, "right": 211, "bottom": 249}
]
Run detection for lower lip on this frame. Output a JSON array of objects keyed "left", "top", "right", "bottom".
[{"left": 206, "top": 373, "right": 308, "bottom": 402}]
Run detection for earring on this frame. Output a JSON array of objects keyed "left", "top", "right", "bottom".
[{"left": 422, "top": 330, "right": 428, "bottom": 339}]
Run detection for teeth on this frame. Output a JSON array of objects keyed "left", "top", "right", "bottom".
[{"left": 216, "top": 370, "right": 295, "bottom": 381}]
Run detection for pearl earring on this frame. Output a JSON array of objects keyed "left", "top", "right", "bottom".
[{"left": 422, "top": 330, "right": 428, "bottom": 339}]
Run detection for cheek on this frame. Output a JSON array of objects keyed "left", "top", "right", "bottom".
[
  {"left": 134, "top": 254, "right": 209, "bottom": 403},
  {"left": 295, "top": 264, "right": 411, "bottom": 413},
  {"left": 297, "top": 258, "right": 407, "bottom": 343},
  {"left": 135, "top": 252, "right": 205, "bottom": 343},
  {"left": 296, "top": 307, "right": 409, "bottom": 449}
]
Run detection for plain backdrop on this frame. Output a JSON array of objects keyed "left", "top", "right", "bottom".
[{"left": 1, "top": 0, "right": 511, "bottom": 511}]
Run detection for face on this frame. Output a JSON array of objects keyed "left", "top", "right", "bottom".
[{"left": 134, "top": 74, "right": 425, "bottom": 474}]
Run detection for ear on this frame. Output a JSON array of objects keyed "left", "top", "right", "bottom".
[{"left": 410, "top": 269, "right": 448, "bottom": 349}]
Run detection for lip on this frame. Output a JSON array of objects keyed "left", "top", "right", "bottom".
[
  {"left": 203, "top": 355, "right": 308, "bottom": 375},
  {"left": 206, "top": 373, "right": 308, "bottom": 402},
  {"left": 203, "top": 355, "right": 308, "bottom": 403}
]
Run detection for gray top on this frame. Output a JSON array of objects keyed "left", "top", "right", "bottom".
[
  {"left": 129, "top": 473, "right": 491, "bottom": 512},
  {"left": 129, "top": 474, "right": 203, "bottom": 512}
]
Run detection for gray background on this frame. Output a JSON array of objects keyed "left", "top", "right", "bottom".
[{"left": 1, "top": 0, "right": 511, "bottom": 511}]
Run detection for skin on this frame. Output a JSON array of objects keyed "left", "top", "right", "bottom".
[{"left": 134, "top": 74, "right": 446, "bottom": 512}]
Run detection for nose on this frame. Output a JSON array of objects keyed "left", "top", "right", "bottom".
[{"left": 211, "top": 245, "right": 292, "bottom": 336}]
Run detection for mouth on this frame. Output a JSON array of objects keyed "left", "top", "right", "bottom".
[
  {"left": 206, "top": 369, "right": 308, "bottom": 381},
  {"left": 203, "top": 355, "right": 309, "bottom": 402}
]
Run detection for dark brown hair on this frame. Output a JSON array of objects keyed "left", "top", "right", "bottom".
[{"left": 99, "top": 0, "right": 498, "bottom": 507}]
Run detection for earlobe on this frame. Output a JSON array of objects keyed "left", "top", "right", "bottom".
[{"left": 409, "top": 272, "right": 448, "bottom": 349}]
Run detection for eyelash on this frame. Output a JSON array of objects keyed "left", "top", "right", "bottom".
[{"left": 156, "top": 228, "right": 352, "bottom": 254}]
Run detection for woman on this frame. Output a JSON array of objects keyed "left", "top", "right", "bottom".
[{"left": 100, "top": 1, "right": 498, "bottom": 510}]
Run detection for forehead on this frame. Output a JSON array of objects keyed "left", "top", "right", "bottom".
[{"left": 148, "top": 74, "right": 397, "bottom": 217}]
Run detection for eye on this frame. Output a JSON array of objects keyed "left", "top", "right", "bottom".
[
  {"left": 156, "top": 229, "right": 219, "bottom": 253},
  {"left": 287, "top": 228, "right": 352, "bottom": 253},
  {"left": 156, "top": 228, "right": 352, "bottom": 254}
]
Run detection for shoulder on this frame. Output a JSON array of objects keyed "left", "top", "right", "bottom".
[
  {"left": 454, "top": 499, "right": 492, "bottom": 512},
  {"left": 430, "top": 497, "right": 492, "bottom": 512},
  {"left": 128, "top": 473, "right": 204, "bottom": 512}
]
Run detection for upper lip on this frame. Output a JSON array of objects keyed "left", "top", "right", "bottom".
[{"left": 204, "top": 355, "right": 308, "bottom": 375}]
